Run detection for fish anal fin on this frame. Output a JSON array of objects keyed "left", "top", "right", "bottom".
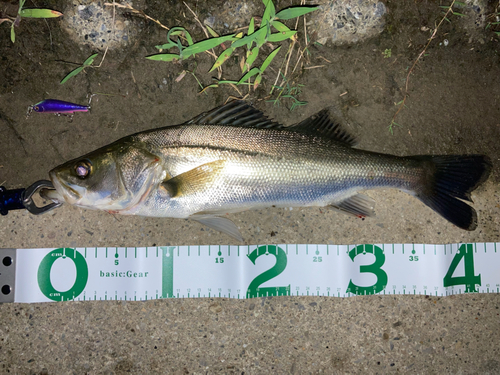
[
  {"left": 185, "top": 100, "right": 283, "bottom": 129},
  {"left": 193, "top": 216, "right": 243, "bottom": 242},
  {"left": 329, "top": 193, "right": 375, "bottom": 218},
  {"left": 288, "top": 109, "right": 357, "bottom": 146},
  {"left": 161, "top": 160, "right": 225, "bottom": 198}
]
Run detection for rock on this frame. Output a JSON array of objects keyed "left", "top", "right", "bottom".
[
  {"left": 204, "top": 0, "right": 259, "bottom": 32},
  {"left": 310, "top": 0, "right": 387, "bottom": 45},
  {"left": 61, "top": 0, "right": 142, "bottom": 50}
]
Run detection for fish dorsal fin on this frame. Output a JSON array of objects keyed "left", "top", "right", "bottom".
[
  {"left": 288, "top": 109, "right": 357, "bottom": 147},
  {"left": 185, "top": 100, "right": 357, "bottom": 146},
  {"left": 185, "top": 100, "right": 283, "bottom": 129}
]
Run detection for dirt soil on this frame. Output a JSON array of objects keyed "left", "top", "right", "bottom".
[{"left": 0, "top": 0, "right": 499, "bottom": 373}]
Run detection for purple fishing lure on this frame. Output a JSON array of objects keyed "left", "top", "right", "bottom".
[{"left": 30, "top": 99, "right": 90, "bottom": 114}]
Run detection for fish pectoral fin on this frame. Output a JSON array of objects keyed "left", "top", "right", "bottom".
[
  {"left": 329, "top": 193, "right": 375, "bottom": 218},
  {"left": 161, "top": 160, "right": 226, "bottom": 198},
  {"left": 192, "top": 216, "right": 243, "bottom": 242}
]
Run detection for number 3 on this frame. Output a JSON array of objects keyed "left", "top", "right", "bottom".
[{"left": 346, "top": 245, "right": 388, "bottom": 295}]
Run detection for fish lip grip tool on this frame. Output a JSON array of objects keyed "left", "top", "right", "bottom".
[{"left": 0, "top": 180, "right": 62, "bottom": 216}]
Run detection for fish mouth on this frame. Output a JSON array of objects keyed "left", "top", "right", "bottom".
[
  {"left": 39, "top": 187, "right": 63, "bottom": 204},
  {"left": 49, "top": 170, "right": 82, "bottom": 204}
]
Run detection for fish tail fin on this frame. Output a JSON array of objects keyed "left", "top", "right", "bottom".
[{"left": 411, "top": 155, "right": 491, "bottom": 231}]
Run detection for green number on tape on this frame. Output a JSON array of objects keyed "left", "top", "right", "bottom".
[
  {"left": 346, "top": 244, "right": 387, "bottom": 295},
  {"left": 246, "top": 245, "right": 290, "bottom": 298},
  {"left": 37, "top": 248, "right": 88, "bottom": 301},
  {"left": 443, "top": 244, "right": 481, "bottom": 293}
]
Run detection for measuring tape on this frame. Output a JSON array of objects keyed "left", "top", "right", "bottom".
[{"left": 1, "top": 243, "right": 498, "bottom": 303}]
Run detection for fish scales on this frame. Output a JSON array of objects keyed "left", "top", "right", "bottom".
[{"left": 129, "top": 125, "right": 422, "bottom": 217}]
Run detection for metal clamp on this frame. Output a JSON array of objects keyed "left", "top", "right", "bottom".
[
  {"left": 22, "top": 180, "right": 62, "bottom": 215},
  {"left": 0, "top": 180, "right": 62, "bottom": 216}
]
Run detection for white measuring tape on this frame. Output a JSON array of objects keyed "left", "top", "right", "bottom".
[{"left": 1, "top": 243, "right": 498, "bottom": 303}]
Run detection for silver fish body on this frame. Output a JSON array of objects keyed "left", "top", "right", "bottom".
[
  {"left": 49, "top": 101, "right": 491, "bottom": 240},
  {"left": 127, "top": 125, "right": 421, "bottom": 216}
]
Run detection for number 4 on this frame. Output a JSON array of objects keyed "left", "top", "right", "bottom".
[{"left": 443, "top": 244, "right": 481, "bottom": 293}]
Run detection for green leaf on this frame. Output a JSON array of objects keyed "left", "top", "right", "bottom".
[
  {"left": 267, "top": 30, "right": 296, "bottom": 42},
  {"left": 260, "top": 46, "right": 281, "bottom": 73},
  {"left": 145, "top": 53, "right": 181, "bottom": 62},
  {"left": 184, "top": 30, "right": 194, "bottom": 46},
  {"left": 453, "top": 1, "right": 466, "bottom": 8},
  {"left": 272, "top": 21, "right": 291, "bottom": 32},
  {"left": 439, "top": 5, "right": 450, "bottom": 9},
  {"left": 83, "top": 53, "right": 99, "bottom": 66},
  {"left": 155, "top": 41, "right": 177, "bottom": 50},
  {"left": 245, "top": 46, "right": 259, "bottom": 70},
  {"left": 275, "top": 6, "right": 318, "bottom": 20},
  {"left": 20, "top": 9, "right": 63, "bottom": 18},
  {"left": 232, "top": 27, "right": 265, "bottom": 49},
  {"left": 209, "top": 47, "right": 235, "bottom": 72},
  {"left": 200, "top": 84, "right": 219, "bottom": 94},
  {"left": 206, "top": 24, "right": 219, "bottom": 38},
  {"left": 452, "top": 11, "right": 466, "bottom": 17},
  {"left": 253, "top": 73, "right": 263, "bottom": 90},
  {"left": 182, "top": 34, "right": 235, "bottom": 59},
  {"left": 60, "top": 66, "right": 84, "bottom": 84},
  {"left": 167, "top": 27, "right": 193, "bottom": 46},
  {"left": 238, "top": 67, "right": 261, "bottom": 84},
  {"left": 18, "top": 0, "right": 26, "bottom": 14},
  {"left": 495, "top": 31, "right": 500, "bottom": 36},
  {"left": 10, "top": 24, "right": 15, "bottom": 43},
  {"left": 248, "top": 17, "right": 255, "bottom": 35},
  {"left": 216, "top": 80, "right": 240, "bottom": 85},
  {"left": 169, "top": 29, "right": 185, "bottom": 36},
  {"left": 262, "top": 0, "right": 276, "bottom": 27},
  {"left": 254, "top": 25, "right": 268, "bottom": 48}
]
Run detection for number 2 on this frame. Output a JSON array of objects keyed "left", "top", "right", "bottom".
[{"left": 246, "top": 245, "right": 290, "bottom": 298}]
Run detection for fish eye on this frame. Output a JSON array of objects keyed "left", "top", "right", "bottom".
[
  {"left": 75, "top": 160, "right": 92, "bottom": 179},
  {"left": 34, "top": 106, "right": 39, "bottom": 112}
]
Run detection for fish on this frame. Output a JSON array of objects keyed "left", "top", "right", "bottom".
[
  {"left": 47, "top": 100, "right": 492, "bottom": 241},
  {"left": 28, "top": 99, "right": 90, "bottom": 115}
]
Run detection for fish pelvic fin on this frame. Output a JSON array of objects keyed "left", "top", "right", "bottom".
[
  {"left": 287, "top": 109, "right": 357, "bottom": 146},
  {"left": 412, "top": 155, "right": 492, "bottom": 231},
  {"left": 193, "top": 216, "right": 244, "bottom": 242},
  {"left": 161, "top": 160, "right": 226, "bottom": 198},
  {"left": 329, "top": 193, "right": 376, "bottom": 218}
]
